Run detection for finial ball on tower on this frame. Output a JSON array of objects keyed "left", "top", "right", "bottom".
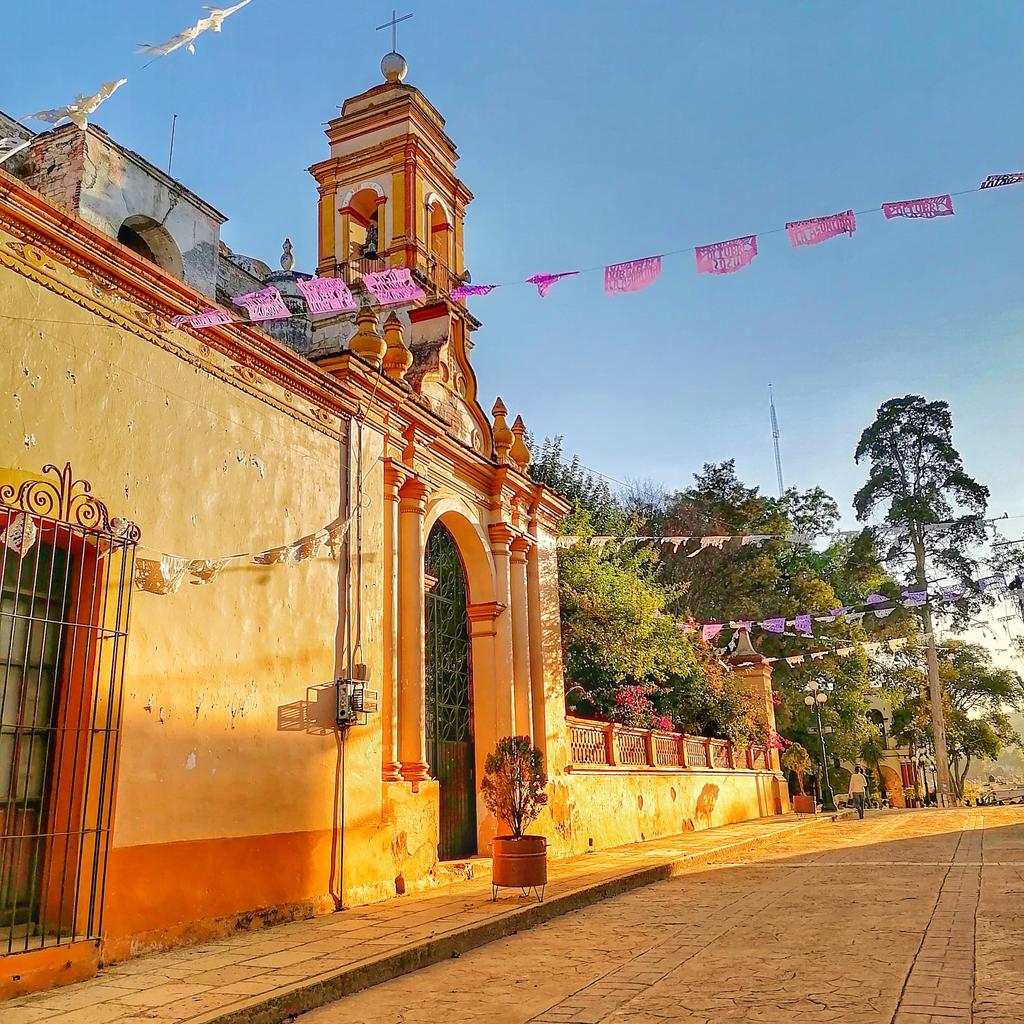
[{"left": 381, "top": 51, "right": 408, "bottom": 83}]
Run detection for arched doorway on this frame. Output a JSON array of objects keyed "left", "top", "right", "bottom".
[{"left": 424, "top": 522, "right": 476, "bottom": 860}]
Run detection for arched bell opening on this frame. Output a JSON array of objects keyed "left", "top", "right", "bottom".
[
  {"left": 116, "top": 215, "right": 183, "bottom": 278},
  {"left": 347, "top": 187, "right": 383, "bottom": 259},
  {"left": 427, "top": 199, "right": 452, "bottom": 266}
]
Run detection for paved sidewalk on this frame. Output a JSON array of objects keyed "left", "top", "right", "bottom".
[
  {"left": 4, "top": 813, "right": 840, "bottom": 1024},
  {"left": 298, "top": 807, "right": 1024, "bottom": 1024}
]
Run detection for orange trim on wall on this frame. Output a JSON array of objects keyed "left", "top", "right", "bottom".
[
  {"left": 0, "top": 939, "right": 99, "bottom": 999},
  {"left": 101, "top": 828, "right": 336, "bottom": 959}
]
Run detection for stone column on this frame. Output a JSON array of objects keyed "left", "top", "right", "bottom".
[
  {"left": 509, "top": 536, "right": 533, "bottom": 741},
  {"left": 730, "top": 630, "right": 790, "bottom": 813},
  {"left": 398, "top": 477, "right": 430, "bottom": 783},
  {"left": 486, "top": 523, "right": 517, "bottom": 739},
  {"left": 381, "top": 462, "right": 405, "bottom": 782}
]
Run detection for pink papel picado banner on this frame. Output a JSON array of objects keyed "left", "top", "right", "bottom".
[
  {"left": 451, "top": 284, "right": 499, "bottom": 300},
  {"left": 980, "top": 173, "right": 1024, "bottom": 189},
  {"left": 233, "top": 287, "right": 290, "bottom": 322},
  {"left": 882, "top": 194, "right": 954, "bottom": 220},
  {"left": 786, "top": 210, "right": 857, "bottom": 248},
  {"left": 362, "top": 268, "right": 426, "bottom": 306},
  {"left": 695, "top": 235, "right": 758, "bottom": 275},
  {"left": 296, "top": 276, "right": 357, "bottom": 314},
  {"left": 526, "top": 272, "right": 579, "bottom": 297},
  {"left": 170, "top": 308, "right": 233, "bottom": 329},
  {"left": 603, "top": 256, "right": 662, "bottom": 294}
]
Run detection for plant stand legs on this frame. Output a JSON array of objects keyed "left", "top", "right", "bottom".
[{"left": 491, "top": 883, "right": 545, "bottom": 903}]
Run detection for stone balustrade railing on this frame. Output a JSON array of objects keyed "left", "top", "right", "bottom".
[{"left": 566, "top": 716, "right": 773, "bottom": 773}]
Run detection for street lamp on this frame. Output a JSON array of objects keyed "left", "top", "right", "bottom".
[{"left": 804, "top": 677, "right": 836, "bottom": 811}]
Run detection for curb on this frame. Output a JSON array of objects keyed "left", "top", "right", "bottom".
[{"left": 191, "top": 813, "right": 844, "bottom": 1024}]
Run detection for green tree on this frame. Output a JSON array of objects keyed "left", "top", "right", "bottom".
[
  {"left": 781, "top": 742, "right": 813, "bottom": 796},
  {"left": 656, "top": 460, "right": 912, "bottom": 778},
  {"left": 939, "top": 642, "right": 1024, "bottom": 798},
  {"left": 853, "top": 395, "right": 991, "bottom": 805},
  {"left": 533, "top": 441, "right": 764, "bottom": 743},
  {"left": 527, "top": 435, "right": 626, "bottom": 535}
]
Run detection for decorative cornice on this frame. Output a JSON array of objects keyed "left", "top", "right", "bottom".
[
  {"left": 398, "top": 476, "right": 431, "bottom": 508},
  {"left": 510, "top": 535, "right": 533, "bottom": 558}
]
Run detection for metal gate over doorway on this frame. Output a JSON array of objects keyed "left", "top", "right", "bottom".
[
  {"left": 0, "top": 464, "right": 137, "bottom": 954},
  {"left": 424, "top": 523, "right": 476, "bottom": 861}
]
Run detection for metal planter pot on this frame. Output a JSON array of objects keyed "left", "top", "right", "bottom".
[
  {"left": 793, "top": 794, "right": 817, "bottom": 814},
  {"left": 491, "top": 835, "right": 547, "bottom": 900}
]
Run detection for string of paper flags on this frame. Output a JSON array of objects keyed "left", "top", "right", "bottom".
[
  {"left": 130, "top": 512, "right": 352, "bottom": 595},
  {"left": 767, "top": 635, "right": 914, "bottom": 667},
  {"left": 0, "top": 505, "right": 353, "bottom": 594},
  {"left": 696, "top": 571, "right": 1018, "bottom": 644},
  {"left": 555, "top": 529, "right": 866, "bottom": 554},
  {"left": 454, "top": 179, "right": 1021, "bottom": 300},
  {"left": 17, "top": 3, "right": 254, "bottom": 133},
  {"left": 13, "top": 1, "right": 1024, "bottom": 322},
  {"left": 555, "top": 533, "right": 776, "bottom": 554},
  {"left": 166, "top": 178, "right": 1024, "bottom": 330}
]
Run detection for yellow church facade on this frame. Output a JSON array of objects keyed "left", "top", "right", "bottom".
[{"left": 0, "top": 57, "right": 785, "bottom": 997}]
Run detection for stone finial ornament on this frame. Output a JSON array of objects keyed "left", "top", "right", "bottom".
[
  {"left": 381, "top": 51, "right": 409, "bottom": 83},
  {"left": 280, "top": 237, "right": 294, "bottom": 272},
  {"left": 382, "top": 311, "right": 412, "bottom": 382},
  {"left": 491, "top": 397, "right": 513, "bottom": 464},
  {"left": 348, "top": 307, "right": 386, "bottom": 368},
  {"left": 510, "top": 415, "right": 531, "bottom": 472}
]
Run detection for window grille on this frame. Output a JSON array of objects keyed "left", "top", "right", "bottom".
[{"left": 0, "top": 464, "right": 137, "bottom": 954}]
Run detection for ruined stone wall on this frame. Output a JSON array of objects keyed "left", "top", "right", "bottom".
[{"left": 18, "top": 130, "right": 87, "bottom": 213}]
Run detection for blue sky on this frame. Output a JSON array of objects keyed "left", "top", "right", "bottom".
[{"left": 7, "top": 1, "right": 1024, "bottom": 530}]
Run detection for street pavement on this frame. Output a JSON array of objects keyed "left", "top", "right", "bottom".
[{"left": 301, "top": 808, "right": 1024, "bottom": 1024}]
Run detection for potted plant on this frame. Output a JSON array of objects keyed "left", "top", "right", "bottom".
[
  {"left": 781, "top": 742, "right": 816, "bottom": 814},
  {"left": 482, "top": 736, "right": 549, "bottom": 900}
]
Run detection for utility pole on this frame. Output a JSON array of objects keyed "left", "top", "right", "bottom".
[{"left": 912, "top": 532, "right": 954, "bottom": 807}]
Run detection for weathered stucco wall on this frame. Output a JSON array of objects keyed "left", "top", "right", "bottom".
[{"left": 0, "top": 236, "right": 439, "bottom": 961}]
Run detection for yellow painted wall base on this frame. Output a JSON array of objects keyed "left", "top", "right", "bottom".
[
  {"left": 0, "top": 940, "right": 99, "bottom": 1000},
  {"left": 545, "top": 770, "right": 786, "bottom": 857}
]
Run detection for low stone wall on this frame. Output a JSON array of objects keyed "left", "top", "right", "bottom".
[
  {"left": 546, "top": 767, "right": 788, "bottom": 857},
  {"left": 539, "top": 717, "right": 791, "bottom": 857}
]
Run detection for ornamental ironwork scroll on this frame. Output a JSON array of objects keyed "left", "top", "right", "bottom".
[{"left": 0, "top": 462, "right": 140, "bottom": 540}]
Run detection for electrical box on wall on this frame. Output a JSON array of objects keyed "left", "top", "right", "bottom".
[{"left": 336, "top": 678, "right": 379, "bottom": 728}]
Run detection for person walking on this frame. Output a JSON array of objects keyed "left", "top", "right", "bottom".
[{"left": 849, "top": 765, "right": 868, "bottom": 819}]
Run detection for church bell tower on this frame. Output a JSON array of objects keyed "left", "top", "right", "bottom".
[{"left": 309, "top": 39, "right": 491, "bottom": 454}]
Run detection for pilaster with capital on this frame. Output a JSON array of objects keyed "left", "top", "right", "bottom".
[
  {"left": 398, "top": 475, "right": 431, "bottom": 783},
  {"left": 381, "top": 460, "right": 407, "bottom": 782},
  {"left": 486, "top": 522, "right": 517, "bottom": 739},
  {"left": 509, "top": 535, "right": 534, "bottom": 741}
]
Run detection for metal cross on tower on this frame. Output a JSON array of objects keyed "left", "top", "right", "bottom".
[{"left": 376, "top": 9, "right": 413, "bottom": 52}]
